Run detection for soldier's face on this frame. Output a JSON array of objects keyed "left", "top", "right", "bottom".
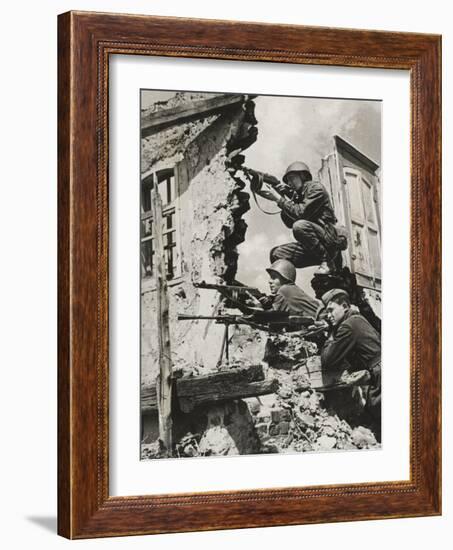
[
  {"left": 286, "top": 173, "right": 304, "bottom": 193},
  {"left": 268, "top": 275, "right": 283, "bottom": 295},
  {"left": 326, "top": 301, "right": 348, "bottom": 326}
]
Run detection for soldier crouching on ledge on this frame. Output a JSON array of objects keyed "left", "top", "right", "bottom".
[
  {"left": 257, "top": 161, "right": 347, "bottom": 275},
  {"left": 320, "top": 288, "right": 381, "bottom": 441}
]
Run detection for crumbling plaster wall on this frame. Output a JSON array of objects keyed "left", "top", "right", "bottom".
[
  {"left": 363, "top": 288, "right": 382, "bottom": 318},
  {"left": 141, "top": 93, "right": 259, "bottom": 385}
]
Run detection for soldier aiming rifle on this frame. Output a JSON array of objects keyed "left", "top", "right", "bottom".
[
  {"left": 244, "top": 163, "right": 347, "bottom": 275},
  {"left": 247, "top": 259, "right": 320, "bottom": 319}
]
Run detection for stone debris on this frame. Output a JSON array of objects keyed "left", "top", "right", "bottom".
[
  {"left": 141, "top": 439, "right": 168, "bottom": 460},
  {"left": 175, "top": 433, "right": 202, "bottom": 457},
  {"left": 198, "top": 426, "right": 237, "bottom": 456},
  {"left": 264, "top": 332, "right": 318, "bottom": 370},
  {"left": 153, "top": 359, "right": 381, "bottom": 459},
  {"left": 351, "top": 426, "right": 378, "bottom": 449},
  {"left": 315, "top": 435, "right": 337, "bottom": 451},
  {"left": 244, "top": 364, "right": 381, "bottom": 455}
]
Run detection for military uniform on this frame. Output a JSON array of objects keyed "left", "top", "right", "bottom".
[
  {"left": 262, "top": 260, "right": 320, "bottom": 366},
  {"left": 262, "top": 284, "right": 320, "bottom": 366},
  {"left": 320, "top": 308, "right": 381, "bottom": 422},
  {"left": 270, "top": 179, "right": 341, "bottom": 269},
  {"left": 271, "top": 282, "right": 320, "bottom": 318}
]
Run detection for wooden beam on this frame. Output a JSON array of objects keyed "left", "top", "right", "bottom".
[
  {"left": 179, "top": 379, "right": 279, "bottom": 413},
  {"left": 141, "top": 364, "right": 278, "bottom": 413},
  {"left": 151, "top": 189, "right": 173, "bottom": 453},
  {"left": 141, "top": 94, "right": 246, "bottom": 138}
]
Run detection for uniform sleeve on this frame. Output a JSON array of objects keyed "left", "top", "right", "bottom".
[
  {"left": 320, "top": 322, "right": 357, "bottom": 371},
  {"left": 272, "top": 292, "right": 289, "bottom": 313},
  {"left": 277, "top": 182, "right": 326, "bottom": 221}
]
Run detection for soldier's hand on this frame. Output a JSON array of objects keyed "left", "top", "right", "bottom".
[
  {"left": 245, "top": 295, "right": 262, "bottom": 307},
  {"left": 259, "top": 295, "right": 275, "bottom": 309},
  {"left": 308, "top": 320, "right": 329, "bottom": 330},
  {"left": 257, "top": 187, "right": 281, "bottom": 202},
  {"left": 274, "top": 183, "right": 288, "bottom": 194}
]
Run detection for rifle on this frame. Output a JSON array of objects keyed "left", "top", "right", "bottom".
[
  {"left": 177, "top": 311, "right": 314, "bottom": 331},
  {"left": 193, "top": 280, "right": 265, "bottom": 312},
  {"left": 194, "top": 281, "right": 260, "bottom": 293},
  {"left": 242, "top": 166, "right": 294, "bottom": 199}
]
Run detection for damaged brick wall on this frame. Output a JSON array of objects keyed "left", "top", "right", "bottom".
[{"left": 141, "top": 93, "right": 259, "bottom": 386}]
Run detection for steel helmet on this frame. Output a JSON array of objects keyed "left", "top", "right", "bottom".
[
  {"left": 266, "top": 259, "right": 296, "bottom": 283},
  {"left": 282, "top": 161, "right": 312, "bottom": 183}
]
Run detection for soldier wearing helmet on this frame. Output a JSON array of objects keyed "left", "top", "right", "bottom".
[
  {"left": 260, "top": 161, "right": 346, "bottom": 275},
  {"left": 259, "top": 259, "right": 319, "bottom": 318}
]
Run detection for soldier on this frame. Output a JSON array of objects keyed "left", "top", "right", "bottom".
[
  {"left": 259, "top": 161, "right": 346, "bottom": 275},
  {"left": 257, "top": 259, "right": 320, "bottom": 367},
  {"left": 320, "top": 288, "right": 381, "bottom": 438},
  {"left": 259, "top": 259, "right": 320, "bottom": 318}
]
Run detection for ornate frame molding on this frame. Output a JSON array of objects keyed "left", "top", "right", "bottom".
[{"left": 58, "top": 11, "right": 441, "bottom": 538}]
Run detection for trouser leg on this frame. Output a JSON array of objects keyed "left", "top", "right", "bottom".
[
  {"left": 364, "top": 364, "right": 381, "bottom": 441},
  {"left": 270, "top": 220, "right": 332, "bottom": 268},
  {"left": 366, "top": 365, "right": 381, "bottom": 418},
  {"left": 270, "top": 241, "right": 322, "bottom": 268}
]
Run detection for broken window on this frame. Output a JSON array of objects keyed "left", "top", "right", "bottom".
[{"left": 140, "top": 168, "right": 181, "bottom": 280}]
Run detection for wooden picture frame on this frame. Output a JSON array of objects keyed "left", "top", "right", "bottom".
[{"left": 58, "top": 11, "right": 441, "bottom": 539}]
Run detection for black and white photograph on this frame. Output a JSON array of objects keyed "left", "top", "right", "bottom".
[
  {"left": 0, "top": 0, "right": 446, "bottom": 545},
  {"left": 140, "top": 89, "right": 382, "bottom": 459}
]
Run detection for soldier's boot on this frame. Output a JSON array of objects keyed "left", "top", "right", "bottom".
[
  {"left": 315, "top": 259, "right": 334, "bottom": 275},
  {"left": 316, "top": 243, "right": 344, "bottom": 275}
]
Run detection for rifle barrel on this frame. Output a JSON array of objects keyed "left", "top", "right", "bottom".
[
  {"left": 178, "top": 315, "right": 221, "bottom": 321},
  {"left": 194, "top": 282, "right": 259, "bottom": 291}
]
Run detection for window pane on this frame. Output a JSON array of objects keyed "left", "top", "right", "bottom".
[
  {"left": 141, "top": 218, "right": 153, "bottom": 238},
  {"left": 141, "top": 174, "right": 153, "bottom": 212},
  {"left": 166, "top": 213, "right": 173, "bottom": 230},
  {"left": 141, "top": 240, "right": 154, "bottom": 277},
  {"left": 166, "top": 246, "right": 174, "bottom": 279},
  {"left": 156, "top": 170, "right": 176, "bottom": 206},
  {"left": 158, "top": 178, "right": 168, "bottom": 205},
  {"left": 167, "top": 177, "right": 172, "bottom": 204}
]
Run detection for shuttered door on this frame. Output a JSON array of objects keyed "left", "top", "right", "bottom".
[{"left": 343, "top": 168, "right": 381, "bottom": 287}]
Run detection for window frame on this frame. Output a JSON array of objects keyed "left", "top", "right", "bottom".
[{"left": 140, "top": 166, "right": 183, "bottom": 290}]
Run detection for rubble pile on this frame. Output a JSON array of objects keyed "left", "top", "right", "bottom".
[
  {"left": 264, "top": 332, "right": 318, "bottom": 370},
  {"left": 249, "top": 365, "right": 379, "bottom": 454},
  {"left": 141, "top": 359, "right": 379, "bottom": 460},
  {"left": 142, "top": 398, "right": 261, "bottom": 459}
]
